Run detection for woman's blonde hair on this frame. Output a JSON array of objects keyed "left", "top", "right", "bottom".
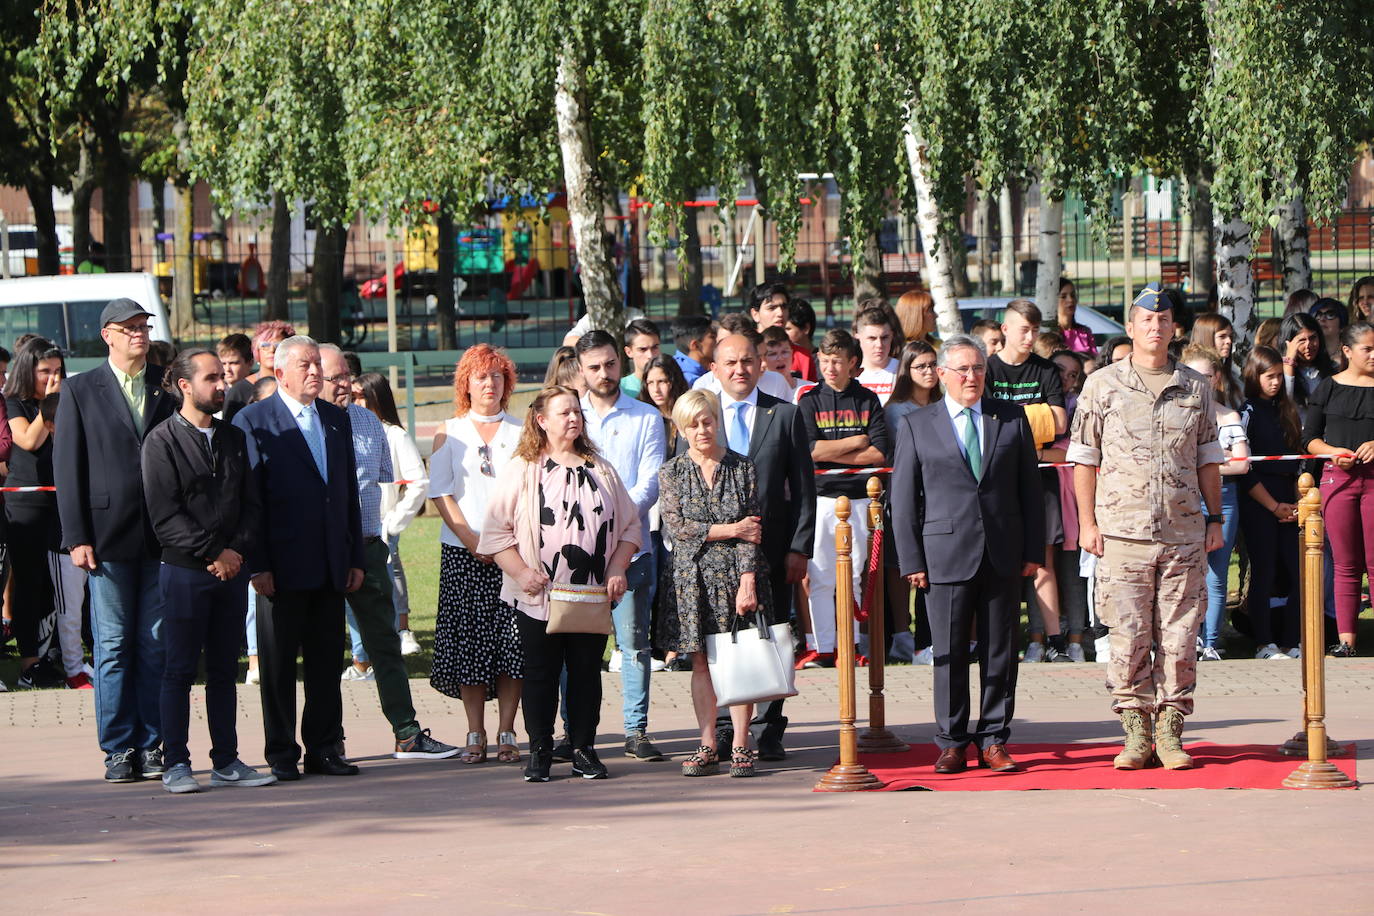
[
  {"left": 670, "top": 389, "right": 723, "bottom": 440},
  {"left": 514, "top": 386, "right": 600, "bottom": 463}
]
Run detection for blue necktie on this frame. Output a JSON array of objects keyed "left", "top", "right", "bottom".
[
  {"left": 299, "top": 405, "right": 328, "bottom": 482},
  {"left": 728, "top": 401, "right": 750, "bottom": 455}
]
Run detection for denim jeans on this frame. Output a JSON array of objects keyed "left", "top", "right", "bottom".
[
  {"left": 611, "top": 551, "right": 655, "bottom": 735},
  {"left": 246, "top": 587, "right": 258, "bottom": 656},
  {"left": 89, "top": 558, "right": 165, "bottom": 756},
  {"left": 1202, "top": 480, "right": 1240, "bottom": 648}
]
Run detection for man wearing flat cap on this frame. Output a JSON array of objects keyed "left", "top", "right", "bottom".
[
  {"left": 1067, "top": 283, "right": 1225, "bottom": 771},
  {"left": 55, "top": 298, "right": 177, "bottom": 783}
]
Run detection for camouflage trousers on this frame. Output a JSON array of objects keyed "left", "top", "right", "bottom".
[{"left": 1095, "top": 537, "right": 1206, "bottom": 716}]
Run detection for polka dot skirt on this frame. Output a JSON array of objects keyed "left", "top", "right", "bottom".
[{"left": 430, "top": 543, "right": 524, "bottom": 700}]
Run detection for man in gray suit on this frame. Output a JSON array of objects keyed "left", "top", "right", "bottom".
[{"left": 891, "top": 334, "right": 1045, "bottom": 775}]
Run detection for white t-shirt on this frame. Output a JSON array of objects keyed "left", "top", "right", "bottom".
[{"left": 857, "top": 358, "right": 900, "bottom": 406}]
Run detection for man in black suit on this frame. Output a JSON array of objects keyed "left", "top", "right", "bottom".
[
  {"left": 891, "top": 334, "right": 1045, "bottom": 774},
  {"left": 55, "top": 297, "right": 177, "bottom": 783},
  {"left": 232, "top": 335, "right": 365, "bottom": 780},
  {"left": 711, "top": 332, "right": 816, "bottom": 759}
]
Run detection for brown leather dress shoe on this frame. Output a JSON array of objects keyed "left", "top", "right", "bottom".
[
  {"left": 934, "top": 747, "right": 967, "bottom": 774},
  {"left": 978, "top": 744, "right": 1021, "bottom": 772}
]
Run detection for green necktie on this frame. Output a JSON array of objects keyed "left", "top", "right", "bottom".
[{"left": 962, "top": 407, "right": 982, "bottom": 480}]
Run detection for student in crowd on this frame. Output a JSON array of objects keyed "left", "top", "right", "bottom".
[
  {"left": 1182, "top": 345, "right": 1251, "bottom": 661},
  {"left": 853, "top": 306, "right": 899, "bottom": 405},
  {"left": 478, "top": 386, "right": 643, "bottom": 781},
  {"left": 798, "top": 329, "right": 891, "bottom": 667},
  {"left": 5, "top": 338, "right": 71, "bottom": 689},
  {"left": 638, "top": 353, "right": 691, "bottom": 671},
  {"left": 1189, "top": 314, "right": 1243, "bottom": 408},
  {"left": 987, "top": 299, "right": 1072, "bottom": 662},
  {"left": 576, "top": 330, "right": 669, "bottom": 762},
  {"left": 1235, "top": 346, "right": 1302, "bottom": 660},
  {"left": 658, "top": 390, "right": 771, "bottom": 778},
  {"left": 786, "top": 298, "right": 818, "bottom": 381},
  {"left": 242, "top": 375, "right": 278, "bottom": 686},
  {"left": 1304, "top": 321, "right": 1374, "bottom": 657},
  {"left": 218, "top": 333, "right": 256, "bottom": 422},
  {"left": 1255, "top": 317, "right": 1283, "bottom": 352},
  {"left": 894, "top": 288, "right": 938, "bottom": 346},
  {"left": 761, "top": 326, "right": 801, "bottom": 394},
  {"left": 1055, "top": 278, "right": 1098, "bottom": 357},
  {"left": 1283, "top": 288, "right": 1320, "bottom": 319},
  {"left": 694, "top": 317, "right": 793, "bottom": 402},
  {"left": 671, "top": 315, "right": 716, "bottom": 387},
  {"left": 1047, "top": 349, "right": 1091, "bottom": 659},
  {"left": 543, "top": 345, "right": 585, "bottom": 394},
  {"left": 355, "top": 373, "right": 428, "bottom": 657},
  {"left": 749, "top": 282, "right": 790, "bottom": 333},
  {"left": 885, "top": 340, "right": 942, "bottom": 665},
  {"left": 1101, "top": 334, "right": 1132, "bottom": 366},
  {"left": 321, "top": 345, "right": 458, "bottom": 761},
  {"left": 620, "top": 318, "right": 662, "bottom": 398},
  {"left": 1310, "top": 298, "right": 1349, "bottom": 372},
  {"left": 1280, "top": 313, "right": 1334, "bottom": 405},
  {"left": 970, "top": 319, "right": 1004, "bottom": 357},
  {"left": 56, "top": 298, "right": 177, "bottom": 783},
  {"left": 1347, "top": 276, "right": 1374, "bottom": 324},
  {"left": 247, "top": 320, "right": 294, "bottom": 383},
  {"left": 142, "top": 349, "right": 274, "bottom": 793},
  {"left": 428, "top": 345, "right": 525, "bottom": 765},
  {"left": 1033, "top": 331, "right": 1065, "bottom": 359}
]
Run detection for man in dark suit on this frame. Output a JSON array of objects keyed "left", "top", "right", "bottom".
[
  {"left": 711, "top": 332, "right": 816, "bottom": 759},
  {"left": 232, "top": 335, "right": 365, "bottom": 780},
  {"left": 891, "top": 334, "right": 1045, "bottom": 774},
  {"left": 55, "top": 298, "right": 177, "bottom": 783}
]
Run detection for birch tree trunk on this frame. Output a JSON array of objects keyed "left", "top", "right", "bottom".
[
  {"left": 999, "top": 182, "right": 1016, "bottom": 294},
  {"left": 903, "top": 116, "right": 961, "bottom": 338},
  {"left": 172, "top": 179, "right": 195, "bottom": 338},
  {"left": 1275, "top": 192, "right": 1311, "bottom": 295},
  {"left": 1034, "top": 187, "right": 1064, "bottom": 318},
  {"left": 1215, "top": 211, "right": 1255, "bottom": 338},
  {"left": 555, "top": 50, "right": 621, "bottom": 334},
  {"left": 265, "top": 191, "right": 291, "bottom": 321},
  {"left": 1187, "top": 169, "right": 1214, "bottom": 295},
  {"left": 853, "top": 228, "right": 886, "bottom": 307}
]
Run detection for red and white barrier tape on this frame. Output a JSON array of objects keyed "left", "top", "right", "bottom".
[
  {"left": 815, "top": 454, "right": 1352, "bottom": 476},
  {"left": 0, "top": 486, "right": 56, "bottom": 492}
]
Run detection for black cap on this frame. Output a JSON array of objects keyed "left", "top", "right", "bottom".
[
  {"left": 99, "top": 298, "right": 153, "bottom": 327},
  {"left": 1131, "top": 282, "right": 1169, "bottom": 313}
]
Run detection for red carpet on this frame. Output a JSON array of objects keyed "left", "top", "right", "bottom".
[{"left": 828, "top": 743, "right": 1358, "bottom": 791}]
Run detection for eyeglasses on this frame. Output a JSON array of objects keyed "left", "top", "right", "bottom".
[
  {"left": 322, "top": 372, "right": 351, "bottom": 385},
  {"left": 1313, "top": 311, "right": 1340, "bottom": 321},
  {"left": 911, "top": 361, "right": 938, "bottom": 372},
  {"left": 478, "top": 444, "right": 494, "bottom": 478},
  {"left": 106, "top": 323, "right": 152, "bottom": 337},
  {"left": 940, "top": 365, "right": 986, "bottom": 378}
]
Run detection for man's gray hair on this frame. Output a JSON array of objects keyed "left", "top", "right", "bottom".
[
  {"left": 937, "top": 334, "right": 987, "bottom": 367},
  {"left": 274, "top": 334, "right": 319, "bottom": 366},
  {"left": 317, "top": 342, "right": 343, "bottom": 357}
]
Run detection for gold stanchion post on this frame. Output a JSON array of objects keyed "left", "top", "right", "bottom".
[
  {"left": 857, "top": 476, "right": 909, "bottom": 753},
  {"left": 1279, "top": 474, "right": 1342, "bottom": 758},
  {"left": 815, "top": 496, "right": 885, "bottom": 791},
  {"left": 1282, "top": 483, "right": 1354, "bottom": 789}
]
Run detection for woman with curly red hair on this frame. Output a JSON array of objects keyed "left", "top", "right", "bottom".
[{"left": 427, "top": 344, "right": 525, "bottom": 764}]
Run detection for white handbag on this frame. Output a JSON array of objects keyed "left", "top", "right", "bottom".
[{"left": 705, "top": 614, "right": 799, "bottom": 707}]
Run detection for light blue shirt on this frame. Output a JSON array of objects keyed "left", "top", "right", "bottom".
[
  {"left": 580, "top": 392, "right": 667, "bottom": 559},
  {"left": 943, "top": 394, "right": 986, "bottom": 464},
  {"left": 346, "top": 403, "right": 394, "bottom": 538},
  {"left": 278, "top": 389, "right": 328, "bottom": 483}
]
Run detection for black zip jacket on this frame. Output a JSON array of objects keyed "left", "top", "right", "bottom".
[{"left": 141, "top": 412, "right": 261, "bottom": 570}]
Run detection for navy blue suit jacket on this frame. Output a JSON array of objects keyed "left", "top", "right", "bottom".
[
  {"left": 232, "top": 393, "right": 364, "bottom": 593},
  {"left": 891, "top": 396, "right": 1044, "bottom": 584}
]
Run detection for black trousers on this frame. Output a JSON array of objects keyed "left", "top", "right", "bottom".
[
  {"left": 517, "top": 611, "right": 606, "bottom": 747},
  {"left": 257, "top": 585, "right": 345, "bottom": 766},
  {"left": 927, "top": 554, "right": 1021, "bottom": 750},
  {"left": 158, "top": 564, "right": 246, "bottom": 770},
  {"left": 5, "top": 504, "right": 55, "bottom": 658},
  {"left": 1239, "top": 500, "right": 1301, "bottom": 648}
]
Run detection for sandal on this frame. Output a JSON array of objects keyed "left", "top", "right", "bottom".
[
  {"left": 496, "top": 731, "right": 522, "bottom": 763},
  {"left": 459, "top": 731, "right": 487, "bottom": 765},
  {"left": 729, "top": 746, "right": 757, "bottom": 778},
  {"left": 681, "top": 745, "right": 719, "bottom": 777}
]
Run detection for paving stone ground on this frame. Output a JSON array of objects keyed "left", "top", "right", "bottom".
[{"left": 4, "top": 658, "right": 1372, "bottom": 914}]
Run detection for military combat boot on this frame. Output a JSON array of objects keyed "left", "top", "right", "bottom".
[
  {"left": 1113, "top": 709, "right": 1154, "bottom": 769},
  {"left": 1154, "top": 707, "right": 1194, "bottom": 770}
]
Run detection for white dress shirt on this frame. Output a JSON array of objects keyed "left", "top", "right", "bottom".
[
  {"left": 718, "top": 386, "right": 761, "bottom": 452},
  {"left": 580, "top": 392, "right": 667, "bottom": 559},
  {"left": 943, "top": 394, "right": 986, "bottom": 463}
]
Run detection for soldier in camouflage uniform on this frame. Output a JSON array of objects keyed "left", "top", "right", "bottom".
[{"left": 1066, "top": 284, "right": 1225, "bottom": 770}]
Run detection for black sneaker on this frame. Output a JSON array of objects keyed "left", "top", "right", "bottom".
[
  {"left": 571, "top": 746, "right": 609, "bottom": 779},
  {"left": 551, "top": 738, "right": 574, "bottom": 762},
  {"left": 394, "top": 729, "right": 460, "bottom": 760},
  {"left": 105, "top": 748, "right": 138, "bottom": 783},
  {"left": 524, "top": 739, "right": 553, "bottom": 783},
  {"left": 1328, "top": 642, "right": 1357, "bottom": 658},
  {"left": 139, "top": 747, "right": 165, "bottom": 779},
  {"left": 17, "top": 657, "right": 66, "bottom": 689},
  {"left": 714, "top": 725, "right": 734, "bottom": 755},
  {"left": 624, "top": 731, "right": 665, "bottom": 761}
]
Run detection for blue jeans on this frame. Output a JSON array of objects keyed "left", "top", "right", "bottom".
[
  {"left": 246, "top": 587, "right": 258, "bottom": 656},
  {"left": 1202, "top": 480, "right": 1241, "bottom": 647},
  {"left": 612, "top": 551, "right": 655, "bottom": 734},
  {"left": 89, "top": 558, "right": 165, "bottom": 756}
]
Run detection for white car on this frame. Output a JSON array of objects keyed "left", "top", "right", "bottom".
[
  {"left": 1, "top": 224, "right": 74, "bottom": 278},
  {"left": 0, "top": 273, "right": 172, "bottom": 357},
  {"left": 957, "top": 296, "right": 1125, "bottom": 339}
]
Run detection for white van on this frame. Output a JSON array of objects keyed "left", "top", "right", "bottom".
[{"left": 0, "top": 272, "right": 172, "bottom": 357}]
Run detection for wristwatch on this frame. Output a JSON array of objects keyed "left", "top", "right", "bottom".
[{"left": 1205, "top": 514, "right": 1223, "bottom": 525}]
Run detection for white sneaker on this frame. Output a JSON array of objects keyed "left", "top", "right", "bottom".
[
  {"left": 0, "top": 679, "right": 7, "bottom": 692},
  {"left": 889, "top": 631, "right": 917, "bottom": 663},
  {"left": 398, "top": 629, "right": 422, "bottom": 656},
  {"left": 608, "top": 649, "right": 623, "bottom": 673},
  {"left": 1022, "top": 642, "right": 1045, "bottom": 663},
  {"left": 1255, "top": 643, "right": 1289, "bottom": 660},
  {"left": 1066, "top": 642, "right": 1086, "bottom": 662},
  {"left": 1094, "top": 634, "right": 1111, "bottom": 663},
  {"left": 341, "top": 665, "right": 375, "bottom": 681},
  {"left": 650, "top": 657, "right": 666, "bottom": 672},
  {"left": 913, "top": 646, "right": 935, "bottom": 666},
  {"left": 1199, "top": 646, "right": 1223, "bottom": 662},
  {"left": 81, "top": 662, "right": 96, "bottom": 678},
  {"left": 1286, "top": 646, "right": 1301, "bottom": 659},
  {"left": 244, "top": 668, "right": 260, "bottom": 686}
]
